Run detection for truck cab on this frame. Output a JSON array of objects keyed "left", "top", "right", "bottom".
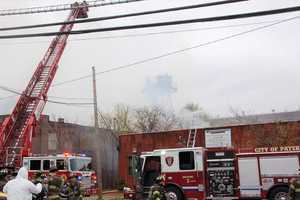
[{"left": 127, "top": 147, "right": 205, "bottom": 200}]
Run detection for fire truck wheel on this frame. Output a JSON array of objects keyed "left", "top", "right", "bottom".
[
  {"left": 166, "top": 186, "right": 183, "bottom": 200},
  {"left": 268, "top": 186, "right": 289, "bottom": 200}
]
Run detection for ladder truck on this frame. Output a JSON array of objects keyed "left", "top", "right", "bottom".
[{"left": 0, "top": 2, "right": 88, "bottom": 169}]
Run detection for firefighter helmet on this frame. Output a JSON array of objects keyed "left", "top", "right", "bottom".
[
  {"left": 49, "top": 166, "right": 58, "bottom": 173},
  {"left": 155, "top": 175, "right": 164, "bottom": 183}
]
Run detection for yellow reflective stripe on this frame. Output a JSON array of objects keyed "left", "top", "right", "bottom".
[
  {"left": 295, "top": 188, "right": 300, "bottom": 192},
  {"left": 291, "top": 185, "right": 295, "bottom": 189}
]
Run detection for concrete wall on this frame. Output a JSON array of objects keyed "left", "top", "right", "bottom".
[{"left": 32, "top": 115, "right": 119, "bottom": 189}]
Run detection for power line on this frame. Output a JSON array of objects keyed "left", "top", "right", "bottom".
[
  {"left": 52, "top": 15, "right": 300, "bottom": 87},
  {"left": 0, "top": 85, "right": 93, "bottom": 106},
  {"left": 0, "top": 94, "right": 92, "bottom": 101},
  {"left": 48, "top": 95, "right": 93, "bottom": 100},
  {"left": 0, "top": 0, "right": 248, "bottom": 31},
  {"left": 0, "top": 19, "right": 280, "bottom": 46},
  {"left": 0, "top": 0, "right": 147, "bottom": 16},
  {"left": 1, "top": 5, "right": 300, "bottom": 39}
]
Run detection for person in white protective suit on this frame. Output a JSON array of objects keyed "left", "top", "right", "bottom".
[{"left": 3, "top": 167, "right": 42, "bottom": 200}]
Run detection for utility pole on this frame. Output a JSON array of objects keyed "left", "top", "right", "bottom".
[
  {"left": 92, "top": 66, "right": 99, "bottom": 128},
  {"left": 92, "top": 66, "right": 102, "bottom": 198}
]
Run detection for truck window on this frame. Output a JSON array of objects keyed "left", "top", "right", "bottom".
[
  {"left": 143, "top": 156, "right": 161, "bottom": 186},
  {"left": 43, "top": 160, "right": 50, "bottom": 170},
  {"left": 70, "top": 158, "right": 92, "bottom": 171},
  {"left": 179, "top": 151, "right": 195, "bottom": 170},
  {"left": 30, "top": 160, "right": 41, "bottom": 170},
  {"left": 56, "top": 159, "right": 65, "bottom": 170}
]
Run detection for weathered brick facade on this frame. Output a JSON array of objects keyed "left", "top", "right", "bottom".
[{"left": 0, "top": 115, "right": 119, "bottom": 189}]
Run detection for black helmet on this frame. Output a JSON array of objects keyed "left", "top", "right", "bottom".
[
  {"left": 35, "top": 171, "right": 43, "bottom": 177},
  {"left": 155, "top": 175, "right": 164, "bottom": 183},
  {"left": 49, "top": 166, "right": 58, "bottom": 173}
]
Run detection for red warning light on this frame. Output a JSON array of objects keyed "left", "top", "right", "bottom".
[{"left": 64, "top": 152, "right": 70, "bottom": 157}]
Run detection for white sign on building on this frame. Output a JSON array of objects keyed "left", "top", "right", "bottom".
[{"left": 205, "top": 129, "right": 232, "bottom": 148}]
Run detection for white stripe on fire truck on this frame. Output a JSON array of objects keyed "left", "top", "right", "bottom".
[
  {"left": 239, "top": 186, "right": 261, "bottom": 190},
  {"left": 182, "top": 185, "right": 204, "bottom": 191}
]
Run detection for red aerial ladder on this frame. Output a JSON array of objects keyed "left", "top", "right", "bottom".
[{"left": 0, "top": 2, "right": 88, "bottom": 168}]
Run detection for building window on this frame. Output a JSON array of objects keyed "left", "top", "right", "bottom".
[
  {"left": 30, "top": 160, "right": 41, "bottom": 170},
  {"left": 128, "top": 156, "right": 132, "bottom": 175},
  {"left": 179, "top": 151, "right": 195, "bottom": 170},
  {"left": 43, "top": 160, "right": 50, "bottom": 170}
]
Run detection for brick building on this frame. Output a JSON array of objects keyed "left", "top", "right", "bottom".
[
  {"left": 0, "top": 115, "right": 119, "bottom": 189},
  {"left": 119, "top": 111, "right": 300, "bottom": 187}
]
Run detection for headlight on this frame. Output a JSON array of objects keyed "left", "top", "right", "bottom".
[{"left": 123, "top": 187, "right": 132, "bottom": 192}]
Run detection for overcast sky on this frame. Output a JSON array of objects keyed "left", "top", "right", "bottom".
[{"left": 0, "top": 0, "right": 299, "bottom": 125}]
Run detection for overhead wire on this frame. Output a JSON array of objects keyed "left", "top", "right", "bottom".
[
  {"left": 0, "top": 18, "right": 280, "bottom": 101},
  {"left": 0, "top": 0, "right": 249, "bottom": 31},
  {"left": 52, "top": 15, "right": 300, "bottom": 87},
  {"left": 1, "top": 5, "right": 300, "bottom": 39},
  {"left": 0, "top": 85, "right": 93, "bottom": 106},
  {"left": 0, "top": 19, "right": 281, "bottom": 46},
  {"left": 0, "top": 0, "right": 147, "bottom": 16}
]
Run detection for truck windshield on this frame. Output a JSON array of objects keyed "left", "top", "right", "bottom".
[{"left": 70, "top": 158, "right": 92, "bottom": 171}]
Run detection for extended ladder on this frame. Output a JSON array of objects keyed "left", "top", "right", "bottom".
[
  {"left": 0, "top": 2, "right": 89, "bottom": 168},
  {"left": 187, "top": 129, "right": 197, "bottom": 148}
]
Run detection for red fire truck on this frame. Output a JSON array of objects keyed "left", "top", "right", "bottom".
[
  {"left": 124, "top": 146, "right": 300, "bottom": 200},
  {"left": 23, "top": 153, "right": 98, "bottom": 195}
]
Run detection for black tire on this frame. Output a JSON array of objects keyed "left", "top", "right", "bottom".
[
  {"left": 166, "top": 186, "right": 183, "bottom": 200},
  {"left": 268, "top": 186, "right": 289, "bottom": 200}
]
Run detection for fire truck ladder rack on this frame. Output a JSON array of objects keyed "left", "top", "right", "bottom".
[
  {"left": 0, "top": 2, "right": 89, "bottom": 168},
  {"left": 187, "top": 129, "right": 197, "bottom": 148}
]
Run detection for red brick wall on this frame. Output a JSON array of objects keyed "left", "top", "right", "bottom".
[{"left": 119, "top": 121, "right": 300, "bottom": 187}]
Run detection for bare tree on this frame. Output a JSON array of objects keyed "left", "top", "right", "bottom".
[
  {"left": 134, "top": 105, "right": 182, "bottom": 133},
  {"left": 98, "top": 104, "right": 133, "bottom": 132}
]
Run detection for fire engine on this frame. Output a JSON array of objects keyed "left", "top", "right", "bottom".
[
  {"left": 0, "top": 2, "right": 100, "bottom": 195},
  {"left": 124, "top": 146, "right": 300, "bottom": 200},
  {"left": 23, "top": 153, "right": 98, "bottom": 195}
]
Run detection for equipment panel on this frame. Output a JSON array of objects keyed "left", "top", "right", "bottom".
[{"left": 206, "top": 150, "right": 236, "bottom": 197}]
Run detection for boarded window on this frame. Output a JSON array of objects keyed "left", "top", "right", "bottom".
[
  {"left": 48, "top": 133, "right": 57, "bottom": 150},
  {"left": 179, "top": 151, "right": 195, "bottom": 170},
  {"left": 30, "top": 160, "right": 41, "bottom": 170}
]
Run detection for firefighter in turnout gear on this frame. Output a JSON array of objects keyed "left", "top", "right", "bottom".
[
  {"left": 33, "top": 171, "right": 47, "bottom": 200},
  {"left": 289, "top": 169, "right": 300, "bottom": 200},
  {"left": 148, "top": 175, "right": 166, "bottom": 200},
  {"left": 48, "top": 167, "right": 64, "bottom": 200},
  {"left": 59, "top": 175, "right": 83, "bottom": 200}
]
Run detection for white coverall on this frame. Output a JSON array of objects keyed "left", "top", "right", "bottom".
[{"left": 3, "top": 167, "right": 42, "bottom": 200}]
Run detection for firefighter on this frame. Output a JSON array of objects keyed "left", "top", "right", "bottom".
[
  {"left": 59, "top": 175, "right": 83, "bottom": 200},
  {"left": 47, "top": 167, "right": 64, "bottom": 200},
  {"left": 289, "top": 170, "right": 300, "bottom": 200},
  {"left": 148, "top": 175, "right": 167, "bottom": 200},
  {"left": 33, "top": 171, "right": 47, "bottom": 200}
]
